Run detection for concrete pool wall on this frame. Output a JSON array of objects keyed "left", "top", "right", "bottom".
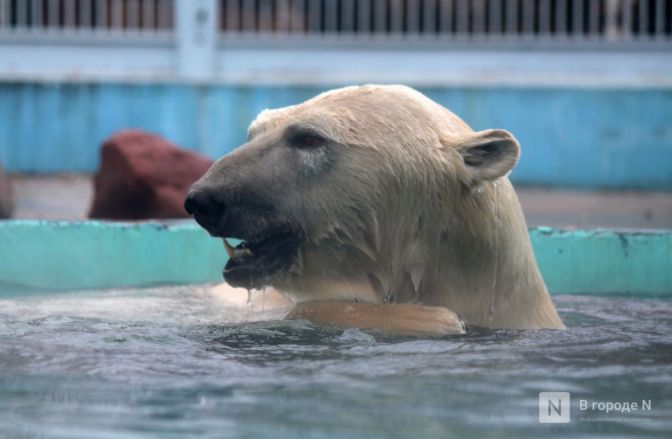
[{"left": 0, "top": 221, "right": 669, "bottom": 296}]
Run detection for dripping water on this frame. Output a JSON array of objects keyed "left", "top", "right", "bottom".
[{"left": 247, "top": 272, "right": 254, "bottom": 307}]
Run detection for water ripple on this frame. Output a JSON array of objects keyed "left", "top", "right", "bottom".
[{"left": 0, "top": 287, "right": 670, "bottom": 438}]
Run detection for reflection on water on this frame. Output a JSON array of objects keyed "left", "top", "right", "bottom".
[{"left": 0, "top": 286, "right": 670, "bottom": 438}]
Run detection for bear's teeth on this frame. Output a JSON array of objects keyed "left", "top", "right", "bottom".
[
  {"left": 223, "top": 239, "right": 235, "bottom": 258},
  {"left": 238, "top": 248, "right": 253, "bottom": 258},
  {"left": 223, "top": 239, "right": 254, "bottom": 259}
]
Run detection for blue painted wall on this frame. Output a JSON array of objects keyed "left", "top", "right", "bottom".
[{"left": 0, "top": 82, "right": 670, "bottom": 189}]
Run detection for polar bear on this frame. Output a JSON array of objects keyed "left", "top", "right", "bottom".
[{"left": 185, "top": 85, "right": 564, "bottom": 334}]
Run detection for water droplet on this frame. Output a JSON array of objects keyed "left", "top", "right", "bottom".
[{"left": 247, "top": 289, "right": 253, "bottom": 306}]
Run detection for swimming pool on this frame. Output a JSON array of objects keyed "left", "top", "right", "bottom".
[
  {"left": 0, "top": 221, "right": 670, "bottom": 437},
  {"left": 0, "top": 285, "right": 670, "bottom": 438}
]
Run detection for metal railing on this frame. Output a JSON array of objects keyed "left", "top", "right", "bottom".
[
  {"left": 217, "top": 0, "right": 672, "bottom": 42},
  {"left": 0, "top": 0, "right": 670, "bottom": 42},
  {"left": 0, "top": 0, "right": 173, "bottom": 34},
  {"left": 0, "top": 0, "right": 669, "bottom": 83}
]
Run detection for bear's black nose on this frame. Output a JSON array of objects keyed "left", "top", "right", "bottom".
[{"left": 184, "top": 189, "right": 220, "bottom": 216}]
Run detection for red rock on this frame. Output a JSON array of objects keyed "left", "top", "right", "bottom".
[
  {"left": 89, "top": 130, "right": 213, "bottom": 220},
  {"left": 0, "top": 161, "right": 13, "bottom": 219}
]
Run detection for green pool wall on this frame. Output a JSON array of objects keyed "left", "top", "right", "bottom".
[
  {"left": 0, "top": 221, "right": 226, "bottom": 293},
  {"left": 0, "top": 221, "right": 669, "bottom": 296},
  {"left": 530, "top": 227, "right": 671, "bottom": 296}
]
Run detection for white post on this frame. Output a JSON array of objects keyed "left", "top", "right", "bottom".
[
  {"left": 175, "top": 0, "right": 218, "bottom": 80},
  {"left": 605, "top": 0, "right": 619, "bottom": 40}
]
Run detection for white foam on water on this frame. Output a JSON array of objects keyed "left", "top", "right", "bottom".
[{"left": 0, "top": 284, "right": 288, "bottom": 327}]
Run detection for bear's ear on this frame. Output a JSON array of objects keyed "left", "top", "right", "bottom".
[{"left": 458, "top": 129, "right": 520, "bottom": 185}]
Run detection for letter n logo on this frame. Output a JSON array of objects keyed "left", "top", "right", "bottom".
[{"left": 539, "top": 392, "right": 570, "bottom": 423}]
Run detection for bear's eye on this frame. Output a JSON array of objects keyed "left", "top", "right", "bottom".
[{"left": 287, "top": 128, "right": 325, "bottom": 149}]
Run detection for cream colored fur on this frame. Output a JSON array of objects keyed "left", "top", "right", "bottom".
[{"left": 214, "top": 85, "right": 564, "bottom": 330}]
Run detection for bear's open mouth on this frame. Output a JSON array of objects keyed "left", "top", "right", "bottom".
[{"left": 221, "top": 227, "right": 300, "bottom": 290}]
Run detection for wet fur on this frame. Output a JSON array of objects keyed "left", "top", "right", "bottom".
[{"left": 204, "top": 85, "right": 564, "bottom": 330}]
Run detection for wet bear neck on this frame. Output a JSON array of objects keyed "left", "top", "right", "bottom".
[{"left": 374, "top": 180, "right": 559, "bottom": 328}]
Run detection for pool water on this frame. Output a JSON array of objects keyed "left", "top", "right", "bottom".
[{"left": 0, "top": 285, "right": 670, "bottom": 438}]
